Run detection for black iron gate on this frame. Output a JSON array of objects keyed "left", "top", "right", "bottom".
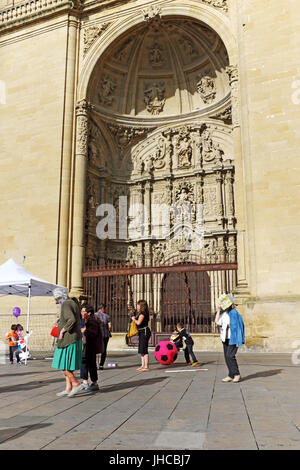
[{"left": 83, "top": 258, "right": 238, "bottom": 345}]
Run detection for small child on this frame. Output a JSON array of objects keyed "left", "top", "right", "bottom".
[
  {"left": 15, "top": 324, "right": 32, "bottom": 362},
  {"left": 5, "top": 324, "right": 20, "bottom": 364},
  {"left": 170, "top": 328, "right": 183, "bottom": 350},
  {"left": 173, "top": 322, "right": 199, "bottom": 367}
]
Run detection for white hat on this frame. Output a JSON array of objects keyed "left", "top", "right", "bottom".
[{"left": 218, "top": 293, "right": 233, "bottom": 310}]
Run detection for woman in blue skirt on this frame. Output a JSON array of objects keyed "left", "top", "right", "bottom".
[{"left": 51, "top": 287, "right": 83, "bottom": 397}]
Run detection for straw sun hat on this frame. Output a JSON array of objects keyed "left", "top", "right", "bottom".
[{"left": 218, "top": 293, "right": 235, "bottom": 310}]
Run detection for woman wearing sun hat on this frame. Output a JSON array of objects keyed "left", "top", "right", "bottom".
[{"left": 215, "top": 293, "right": 245, "bottom": 383}]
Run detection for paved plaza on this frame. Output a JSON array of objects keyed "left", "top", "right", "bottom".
[{"left": 0, "top": 350, "right": 300, "bottom": 450}]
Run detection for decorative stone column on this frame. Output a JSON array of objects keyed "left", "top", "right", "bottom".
[
  {"left": 225, "top": 169, "right": 235, "bottom": 228},
  {"left": 70, "top": 99, "right": 90, "bottom": 296},
  {"left": 144, "top": 180, "right": 152, "bottom": 239},
  {"left": 56, "top": 15, "right": 79, "bottom": 287},
  {"left": 226, "top": 65, "right": 249, "bottom": 293},
  {"left": 215, "top": 170, "right": 224, "bottom": 226}
]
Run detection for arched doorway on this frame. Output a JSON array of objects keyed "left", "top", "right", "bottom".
[{"left": 161, "top": 268, "right": 211, "bottom": 333}]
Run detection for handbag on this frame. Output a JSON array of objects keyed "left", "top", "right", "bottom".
[
  {"left": 128, "top": 320, "right": 138, "bottom": 338},
  {"left": 50, "top": 325, "right": 59, "bottom": 338}
]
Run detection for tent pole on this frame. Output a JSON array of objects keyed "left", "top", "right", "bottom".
[{"left": 25, "top": 284, "right": 31, "bottom": 366}]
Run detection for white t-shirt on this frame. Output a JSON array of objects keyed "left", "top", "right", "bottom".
[{"left": 216, "top": 312, "right": 230, "bottom": 342}]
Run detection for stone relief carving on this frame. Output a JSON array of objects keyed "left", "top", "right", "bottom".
[
  {"left": 149, "top": 42, "right": 165, "bottom": 67},
  {"left": 198, "top": 126, "right": 223, "bottom": 164},
  {"left": 176, "top": 130, "right": 193, "bottom": 168},
  {"left": 179, "top": 35, "right": 197, "bottom": 56},
  {"left": 226, "top": 66, "right": 239, "bottom": 128},
  {"left": 201, "top": 0, "right": 228, "bottom": 12},
  {"left": 98, "top": 75, "right": 117, "bottom": 106},
  {"left": 142, "top": 5, "right": 162, "bottom": 23},
  {"left": 76, "top": 100, "right": 90, "bottom": 156},
  {"left": 144, "top": 82, "right": 166, "bottom": 115},
  {"left": 108, "top": 124, "right": 150, "bottom": 159},
  {"left": 86, "top": 176, "right": 99, "bottom": 229},
  {"left": 114, "top": 37, "right": 134, "bottom": 63},
  {"left": 153, "top": 136, "right": 166, "bottom": 169},
  {"left": 196, "top": 74, "right": 216, "bottom": 104},
  {"left": 152, "top": 242, "right": 167, "bottom": 264},
  {"left": 211, "top": 106, "right": 232, "bottom": 124},
  {"left": 83, "top": 23, "right": 109, "bottom": 55}
]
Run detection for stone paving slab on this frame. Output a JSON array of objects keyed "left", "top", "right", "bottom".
[{"left": 0, "top": 351, "right": 299, "bottom": 450}]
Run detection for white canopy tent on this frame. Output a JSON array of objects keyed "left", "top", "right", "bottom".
[{"left": 0, "top": 258, "right": 67, "bottom": 363}]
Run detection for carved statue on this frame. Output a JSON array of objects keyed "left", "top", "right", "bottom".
[
  {"left": 177, "top": 136, "right": 192, "bottom": 167},
  {"left": 149, "top": 42, "right": 164, "bottom": 67},
  {"left": 144, "top": 82, "right": 166, "bottom": 115},
  {"left": 196, "top": 75, "right": 216, "bottom": 104},
  {"left": 199, "top": 128, "right": 223, "bottom": 163},
  {"left": 98, "top": 75, "right": 116, "bottom": 106},
  {"left": 153, "top": 136, "right": 166, "bottom": 169}
]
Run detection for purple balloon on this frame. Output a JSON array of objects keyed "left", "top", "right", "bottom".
[{"left": 13, "top": 307, "right": 21, "bottom": 318}]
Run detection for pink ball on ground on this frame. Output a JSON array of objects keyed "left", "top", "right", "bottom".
[{"left": 154, "top": 340, "right": 178, "bottom": 365}]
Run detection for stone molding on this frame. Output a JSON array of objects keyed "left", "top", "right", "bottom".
[{"left": 0, "top": 0, "right": 82, "bottom": 30}]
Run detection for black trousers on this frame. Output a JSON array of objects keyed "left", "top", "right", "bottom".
[
  {"left": 223, "top": 339, "right": 240, "bottom": 378},
  {"left": 9, "top": 346, "right": 20, "bottom": 362},
  {"left": 99, "top": 337, "right": 109, "bottom": 367},
  {"left": 80, "top": 354, "right": 98, "bottom": 383},
  {"left": 184, "top": 344, "right": 197, "bottom": 363}
]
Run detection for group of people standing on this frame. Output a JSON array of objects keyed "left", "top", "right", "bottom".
[
  {"left": 51, "top": 288, "right": 112, "bottom": 397},
  {"left": 51, "top": 288, "right": 245, "bottom": 397}
]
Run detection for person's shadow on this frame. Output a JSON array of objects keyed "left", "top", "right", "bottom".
[
  {"left": 241, "top": 369, "right": 283, "bottom": 382},
  {"left": 0, "top": 423, "right": 52, "bottom": 444}
]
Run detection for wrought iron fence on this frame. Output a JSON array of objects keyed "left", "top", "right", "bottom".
[{"left": 83, "top": 256, "right": 238, "bottom": 336}]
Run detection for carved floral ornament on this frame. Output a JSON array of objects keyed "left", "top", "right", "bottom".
[{"left": 83, "top": 23, "right": 110, "bottom": 55}]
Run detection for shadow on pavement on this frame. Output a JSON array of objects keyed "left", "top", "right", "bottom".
[
  {"left": 100, "top": 377, "right": 167, "bottom": 393},
  {"left": 0, "top": 377, "right": 65, "bottom": 393},
  {"left": 241, "top": 369, "right": 283, "bottom": 382},
  {"left": 0, "top": 423, "right": 52, "bottom": 444}
]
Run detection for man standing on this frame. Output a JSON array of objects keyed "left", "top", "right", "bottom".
[{"left": 95, "top": 303, "right": 112, "bottom": 370}]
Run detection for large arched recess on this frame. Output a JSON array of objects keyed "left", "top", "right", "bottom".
[{"left": 78, "top": 1, "right": 237, "bottom": 100}]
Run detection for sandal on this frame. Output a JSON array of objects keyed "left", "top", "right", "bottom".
[{"left": 136, "top": 367, "right": 144, "bottom": 371}]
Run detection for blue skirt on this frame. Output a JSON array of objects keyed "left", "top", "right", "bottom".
[{"left": 52, "top": 340, "right": 82, "bottom": 371}]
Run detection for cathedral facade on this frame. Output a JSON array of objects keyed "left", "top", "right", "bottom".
[{"left": 0, "top": 0, "right": 299, "bottom": 351}]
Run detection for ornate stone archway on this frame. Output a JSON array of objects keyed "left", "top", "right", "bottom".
[{"left": 70, "top": 7, "right": 242, "bottom": 296}]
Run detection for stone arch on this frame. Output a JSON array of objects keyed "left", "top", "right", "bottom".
[
  {"left": 78, "top": 1, "right": 237, "bottom": 100},
  {"left": 71, "top": 3, "right": 239, "bottom": 295}
]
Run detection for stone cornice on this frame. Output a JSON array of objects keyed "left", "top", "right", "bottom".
[
  {"left": 90, "top": 93, "right": 232, "bottom": 130},
  {"left": 0, "top": 0, "right": 229, "bottom": 33},
  {"left": 0, "top": 0, "right": 82, "bottom": 32}
]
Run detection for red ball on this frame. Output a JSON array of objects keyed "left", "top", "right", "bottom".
[{"left": 154, "top": 340, "right": 178, "bottom": 365}]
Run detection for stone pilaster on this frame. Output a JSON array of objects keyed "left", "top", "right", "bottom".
[{"left": 70, "top": 99, "right": 90, "bottom": 296}]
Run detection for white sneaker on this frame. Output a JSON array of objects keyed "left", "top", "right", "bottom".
[
  {"left": 56, "top": 390, "right": 70, "bottom": 397},
  {"left": 232, "top": 375, "right": 241, "bottom": 383},
  {"left": 222, "top": 376, "right": 233, "bottom": 382},
  {"left": 67, "top": 383, "right": 86, "bottom": 397}
]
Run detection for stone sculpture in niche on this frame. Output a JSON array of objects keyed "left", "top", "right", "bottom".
[
  {"left": 149, "top": 42, "right": 165, "bottom": 67},
  {"left": 196, "top": 74, "right": 216, "bottom": 104},
  {"left": 198, "top": 127, "right": 223, "bottom": 163},
  {"left": 153, "top": 136, "right": 166, "bottom": 169},
  {"left": 98, "top": 75, "right": 116, "bottom": 106},
  {"left": 176, "top": 128, "right": 193, "bottom": 168},
  {"left": 144, "top": 82, "right": 166, "bottom": 115}
]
